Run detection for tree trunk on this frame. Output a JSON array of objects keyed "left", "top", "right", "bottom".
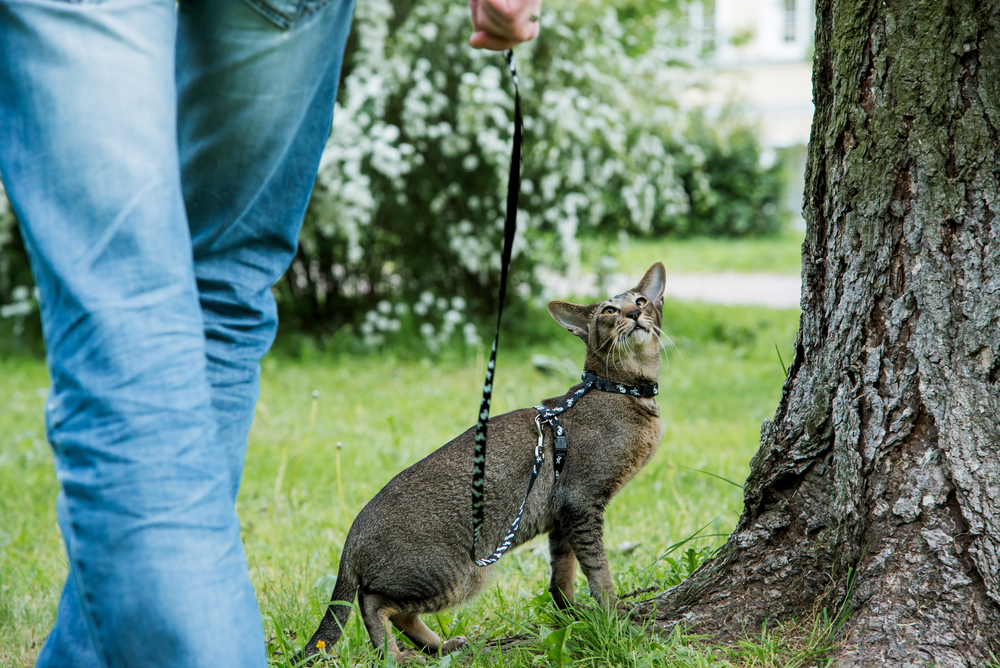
[{"left": 635, "top": 1, "right": 1000, "bottom": 665}]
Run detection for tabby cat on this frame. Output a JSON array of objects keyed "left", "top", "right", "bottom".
[{"left": 300, "top": 262, "right": 667, "bottom": 662}]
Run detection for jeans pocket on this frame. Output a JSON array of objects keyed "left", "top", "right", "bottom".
[{"left": 241, "top": 0, "right": 334, "bottom": 29}]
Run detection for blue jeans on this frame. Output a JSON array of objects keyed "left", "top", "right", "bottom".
[{"left": 0, "top": 0, "right": 353, "bottom": 664}]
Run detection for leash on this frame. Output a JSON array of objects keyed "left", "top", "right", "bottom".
[
  {"left": 467, "top": 51, "right": 658, "bottom": 565},
  {"left": 470, "top": 49, "right": 522, "bottom": 560},
  {"left": 474, "top": 372, "right": 658, "bottom": 567}
]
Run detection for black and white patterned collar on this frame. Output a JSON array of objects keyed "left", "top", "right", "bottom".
[{"left": 580, "top": 370, "right": 658, "bottom": 398}]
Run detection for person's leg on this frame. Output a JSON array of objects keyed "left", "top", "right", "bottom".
[
  {"left": 0, "top": 2, "right": 264, "bottom": 666},
  {"left": 34, "top": 552, "right": 100, "bottom": 668},
  {"left": 175, "top": 0, "right": 355, "bottom": 503}
]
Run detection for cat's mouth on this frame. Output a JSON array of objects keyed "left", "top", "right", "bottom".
[
  {"left": 629, "top": 320, "right": 649, "bottom": 334},
  {"left": 628, "top": 321, "right": 650, "bottom": 339}
]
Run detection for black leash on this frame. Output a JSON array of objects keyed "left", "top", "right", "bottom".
[
  {"left": 471, "top": 49, "right": 522, "bottom": 560},
  {"left": 474, "top": 372, "right": 657, "bottom": 567},
  {"left": 467, "top": 51, "right": 659, "bottom": 566}
]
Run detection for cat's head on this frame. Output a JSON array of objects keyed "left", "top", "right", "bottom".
[{"left": 547, "top": 262, "right": 667, "bottom": 382}]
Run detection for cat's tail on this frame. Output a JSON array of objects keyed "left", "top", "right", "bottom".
[{"left": 296, "top": 562, "right": 358, "bottom": 664}]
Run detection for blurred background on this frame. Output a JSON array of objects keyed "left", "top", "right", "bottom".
[
  {"left": 0, "top": 0, "right": 814, "bottom": 355},
  {"left": 0, "top": 4, "right": 818, "bottom": 662}
]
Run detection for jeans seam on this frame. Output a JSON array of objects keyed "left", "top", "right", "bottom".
[
  {"left": 294, "top": 0, "right": 334, "bottom": 27},
  {"left": 241, "top": 0, "right": 335, "bottom": 30},
  {"left": 62, "top": 499, "right": 112, "bottom": 668},
  {"left": 241, "top": 0, "right": 291, "bottom": 29}
]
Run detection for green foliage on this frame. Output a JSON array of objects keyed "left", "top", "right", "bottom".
[
  {"left": 662, "top": 110, "right": 789, "bottom": 237},
  {"left": 643, "top": 544, "right": 718, "bottom": 589},
  {"left": 0, "top": 360, "right": 61, "bottom": 665},
  {"left": 582, "top": 228, "right": 804, "bottom": 277},
  {"left": 278, "top": 0, "right": 790, "bottom": 339},
  {"left": 1, "top": 300, "right": 802, "bottom": 667},
  {"left": 0, "top": 0, "right": 789, "bottom": 348},
  {"left": 0, "top": 184, "right": 41, "bottom": 352}
]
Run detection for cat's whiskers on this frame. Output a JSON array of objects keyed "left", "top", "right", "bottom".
[
  {"left": 609, "top": 323, "right": 629, "bottom": 373},
  {"left": 601, "top": 315, "right": 655, "bottom": 376},
  {"left": 649, "top": 327, "right": 669, "bottom": 358},
  {"left": 614, "top": 322, "right": 630, "bottom": 371},
  {"left": 650, "top": 322, "right": 684, "bottom": 365},
  {"left": 596, "top": 333, "right": 616, "bottom": 353},
  {"left": 650, "top": 322, "right": 678, "bottom": 353}
]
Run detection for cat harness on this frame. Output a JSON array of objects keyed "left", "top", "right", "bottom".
[{"left": 474, "top": 371, "right": 658, "bottom": 566}]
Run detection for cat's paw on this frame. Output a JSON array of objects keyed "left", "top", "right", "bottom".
[{"left": 440, "top": 636, "right": 468, "bottom": 654}]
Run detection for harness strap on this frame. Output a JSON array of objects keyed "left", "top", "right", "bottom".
[{"left": 474, "top": 371, "right": 658, "bottom": 566}]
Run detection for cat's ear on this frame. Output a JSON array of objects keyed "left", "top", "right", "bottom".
[
  {"left": 636, "top": 262, "right": 666, "bottom": 308},
  {"left": 548, "top": 301, "right": 592, "bottom": 340}
]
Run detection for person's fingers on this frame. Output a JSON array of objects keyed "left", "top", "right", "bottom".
[
  {"left": 469, "top": 30, "right": 520, "bottom": 51},
  {"left": 469, "top": 0, "right": 542, "bottom": 50},
  {"left": 482, "top": 0, "right": 540, "bottom": 41},
  {"left": 469, "top": 23, "right": 539, "bottom": 51},
  {"left": 468, "top": 19, "right": 539, "bottom": 50}
]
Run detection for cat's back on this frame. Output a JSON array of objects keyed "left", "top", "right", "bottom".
[{"left": 346, "top": 405, "right": 544, "bottom": 548}]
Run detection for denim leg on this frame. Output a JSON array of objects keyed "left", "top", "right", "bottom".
[
  {"left": 0, "top": 1, "right": 265, "bottom": 666},
  {"left": 176, "top": 0, "right": 355, "bottom": 503},
  {"left": 34, "top": 497, "right": 101, "bottom": 668}
]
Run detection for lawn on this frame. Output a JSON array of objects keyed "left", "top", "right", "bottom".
[
  {"left": 0, "top": 295, "right": 822, "bottom": 667},
  {"left": 581, "top": 229, "right": 806, "bottom": 276}
]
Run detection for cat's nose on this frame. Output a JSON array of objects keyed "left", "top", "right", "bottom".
[{"left": 625, "top": 307, "right": 640, "bottom": 321}]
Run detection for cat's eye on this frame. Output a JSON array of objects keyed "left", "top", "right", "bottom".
[
  {"left": 635, "top": 297, "right": 648, "bottom": 307},
  {"left": 602, "top": 306, "right": 617, "bottom": 315}
]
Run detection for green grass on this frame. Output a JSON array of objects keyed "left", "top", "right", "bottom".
[
  {"left": 0, "top": 299, "right": 827, "bottom": 667},
  {"left": 580, "top": 229, "right": 805, "bottom": 276}
]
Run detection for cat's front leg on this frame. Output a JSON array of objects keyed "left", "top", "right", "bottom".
[
  {"left": 560, "top": 505, "right": 616, "bottom": 611},
  {"left": 547, "top": 522, "right": 578, "bottom": 609}
]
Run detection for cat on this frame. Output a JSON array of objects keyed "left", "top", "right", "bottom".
[{"left": 299, "top": 262, "right": 667, "bottom": 662}]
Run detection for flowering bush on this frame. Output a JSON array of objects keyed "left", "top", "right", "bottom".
[
  {"left": 0, "top": 182, "right": 38, "bottom": 342},
  {"left": 0, "top": 0, "right": 787, "bottom": 350},
  {"left": 277, "top": 0, "right": 787, "bottom": 347}
]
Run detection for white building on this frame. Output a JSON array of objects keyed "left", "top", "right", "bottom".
[
  {"left": 686, "top": 0, "right": 815, "bottom": 226},
  {"left": 690, "top": 0, "right": 815, "bottom": 148}
]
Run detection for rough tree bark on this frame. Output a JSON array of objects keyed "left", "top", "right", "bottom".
[{"left": 634, "top": 1, "right": 1000, "bottom": 665}]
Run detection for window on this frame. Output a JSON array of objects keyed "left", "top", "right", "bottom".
[
  {"left": 686, "top": 2, "right": 715, "bottom": 54},
  {"left": 783, "top": 0, "right": 797, "bottom": 42}
]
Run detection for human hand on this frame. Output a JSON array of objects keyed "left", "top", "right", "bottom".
[{"left": 469, "top": 0, "right": 543, "bottom": 51}]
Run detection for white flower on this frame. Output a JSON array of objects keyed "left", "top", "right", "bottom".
[{"left": 463, "top": 322, "right": 480, "bottom": 346}]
